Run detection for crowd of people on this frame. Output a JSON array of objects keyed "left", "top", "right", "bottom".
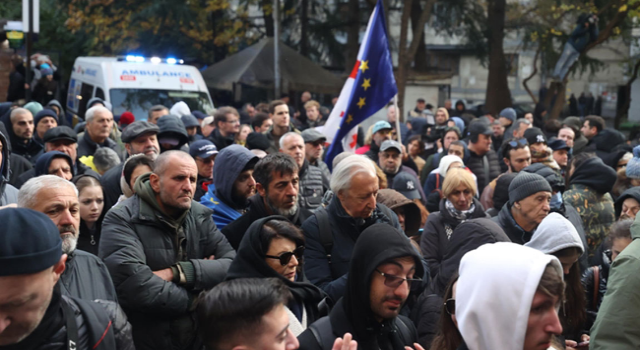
[{"left": 1, "top": 91, "right": 640, "bottom": 350}]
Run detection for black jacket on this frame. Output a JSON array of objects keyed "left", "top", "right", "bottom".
[
  {"left": 582, "top": 255, "right": 610, "bottom": 332},
  {"left": 15, "top": 157, "right": 99, "bottom": 189},
  {"left": 301, "top": 196, "right": 401, "bottom": 302},
  {"left": 299, "top": 160, "right": 329, "bottom": 211},
  {"left": 420, "top": 198, "right": 488, "bottom": 278},
  {"left": 194, "top": 175, "right": 212, "bottom": 202},
  {"left": 60, "top": 250, "right": 117, "bottom": 302},
  {"left": 492, "top": 203, "right": 535, "bottom": 244},
  {"left": 465, "top": 149, "right": 501, "bottom": 191},
  {"left": 100, "top": 162, "right": 124, "bottom": 213},
  {"left": 225, "top": 216, "right": 327, "bottom": 326},
  {"left": 77, "top": 131, "right": 121, "bottom": 160},
  {"left": 0, "top": 130, "right": 19, "bottom": 205},
  {"left": 99, "top": 174, "right": 236, "bottom": 350},
  {"left": 10, "top": 136, "right": 43, "bottom": 165},
  {"left": 1, "top": 285, "right": 134, "bottom": 350},
  {"left": 298, "top": 223, "right": 423, "bottom": 350},
  {"left": 412, "top": 218, "right": 509, "bottom": 348},
  {"left": 221, "top": 193, "right": 312, "bottom": 250},
  {"left": 207, "top": 128, "right": 235, "bottom": 151}
]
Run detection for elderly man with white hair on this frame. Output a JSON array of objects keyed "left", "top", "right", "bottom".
[
  {"left": 77, "top": 105, "right": 122, "bottom": 160},
  {"left": 300, "top": 154, "right": 402, "bottom": 302},
  {"left": 279, "top": 131, "right": 328, "bottom": 211},
  {"left": 17, "top": 175, "right": 117, "bottom": 302}
]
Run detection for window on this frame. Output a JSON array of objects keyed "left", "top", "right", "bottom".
[
  {"left": 95, "top": 87, "right": 105, "bottom": 100},
  {"left": 426, "top": 51, "right": 460, "bottom": 75}
]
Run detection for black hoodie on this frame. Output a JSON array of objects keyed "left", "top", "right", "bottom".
[
  {"left": 298, "top": 223, "right": 423, "bottom": 350},
  {"left": 0, "top": 130, "right": 19, "bottom": 205},
  {"left": 569, "top": 157, "right": 616, "bottom": 194},
  {"left": 615, "top": 187, "right": 640, "bottom": 218},
  {"left": 225, "top": 216, "right": 326, "bottom": 324}
]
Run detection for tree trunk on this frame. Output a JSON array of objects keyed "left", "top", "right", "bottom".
[
  {"left": 619, "top": 59, "right": 640, "bottom": 128},
  {"left": 344, "top": 0, "right": 360, "bottom": 73},
  {"left": 548, "top": 81, "right": 566, "bottom": 120},
  {"left": 262, "top": 0, "right": 274, "bottom": 37},
  {"left": 484, "top": 0, "right": 512, "bottom": 115},
  {"left": 299, "top": 0, "right": 309, "bottom": 56},
  {"left": 411, "top": 0, "right": 428, "bottom": 72}
]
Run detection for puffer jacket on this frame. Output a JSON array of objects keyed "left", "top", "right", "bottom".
[
  {"left": 299, "top": 160, "right": 329, "bottom": 211},
  {"left": 99, "top": 173, "right": 236, "bottom": 350},
  {"left": 60, "top": 249, "right": 117, "bottom": 302},
  {"left": 420, "top": 198, "right": 487, "bottom": 277},
  {"left": 465, "top": 148, "right": 501, "bottom": 191},
  {"left": 301, "top": 196, "right": 401, "bottom": 302},
  {"left": 563, "top": 157, "right": 616, "bottom": 259},
  {"left": 582, "top": 251, "right": 610, "bottom": 333}
]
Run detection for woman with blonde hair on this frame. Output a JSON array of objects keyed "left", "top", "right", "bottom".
[{"left": 420, "top": 167, "right": 487, "bottom": 277}]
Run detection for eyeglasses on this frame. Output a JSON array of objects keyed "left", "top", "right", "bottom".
[
  {"left": 444, "top": 298, "right": 455, "bottom": 315},
  {"left": 375, "top": 269, "right": 422, "bottom": 290},
  {"left": 265, "top": 246, "right": 305, "bottom": 266},
  {"left": 225, "top": 119, "right": 240, "bottom": 124},
  {"left": 507, "top": 138, "right": 528, "bottom": 148}
]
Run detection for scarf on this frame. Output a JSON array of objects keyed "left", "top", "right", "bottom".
[{"left": 445, "top": 199, "right": 476, "bottom": 222}]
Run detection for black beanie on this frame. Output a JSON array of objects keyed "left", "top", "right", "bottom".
[
  {"left": 508, "top": 172, "right": 552, "bottom": 205},
  {"left": 34, "top": 108, "right": 59, "bottom": 127},
  {"left": 493, "top": 172, "right": 518, "bottom": 210},
  {"left": 0, "top": 208, "right": 62, "bottom": 276}
]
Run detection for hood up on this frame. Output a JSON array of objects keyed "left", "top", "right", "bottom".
[
  {"left": 170, "top": 101, "right": 191, "bottom": 117},
  {"left": 525, "top": 212, "right": 584, "bottom": 255},
  {"left": 438, "top": 155, "right": 464, "bottom": 175},
  {"left": 457, "top": 242, "right": 563, "bottom": 350},
  {"left": 615, "top": 187, "right": 640, "bottom": 218},
  {"left": 34, "top": 151, "right": 73, "bottom": 177},
  {"left": 213, "top": 144, "right": 258, "bottom": 206},
  {"left": 569, "top": 157, "right": 616, "bottom": 194}
]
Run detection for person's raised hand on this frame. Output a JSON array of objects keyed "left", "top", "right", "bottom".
[
  {"left": 331, "top": 333, "right": 357, "bottom": 350},
  {"left": 405, "top": 343, "right": 425, "bottom": 350}
]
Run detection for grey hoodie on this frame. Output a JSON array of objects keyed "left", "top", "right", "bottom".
[{"left": 525, "top": 212, "right": 584, "bottom": 255}]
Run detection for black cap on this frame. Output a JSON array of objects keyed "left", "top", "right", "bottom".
[
  {"left": 392, "top": 172, "right": 421, "bottom": 200},
  {"left": 467, "top": 120, "right": 492, "bottom": 137},
  {"left": 246, "top": 132, "right": 271, "bottom": 151},
  {"left": 121, "top": 121, "right": 160, "bottom": 143},
  {"left": 0, "top": 208, "right": 62, "bottom": 276},
  {"left": 547, "top": 138, "right": 570, "bottom": 151},
  {"left": 43, "top": 126, "right": 78, "bottom": 143},
  {"left": 524, "top": 127, "right": 547, "bottom": 145}
]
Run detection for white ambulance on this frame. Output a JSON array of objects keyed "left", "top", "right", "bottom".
[{"left": 67, "top": 56, "right": 215, "bottom": 122}]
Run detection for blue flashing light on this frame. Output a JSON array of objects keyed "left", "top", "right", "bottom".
[
  {"left": 166, "top": 58, "right": 177, "bottom": 65},
  {"left": 125, "top": 55, "right": 137, "bottom": 62}
]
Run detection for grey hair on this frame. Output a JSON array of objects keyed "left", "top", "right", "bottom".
[
  {"left": 85, "top": 106, "right": 111, "bottom": 124},
  {"left": 148, "top": 105, "right": 169, "bottom": 119},
  {"left": 330, "top": 154, "right": 376, "bottom": 193},
  {"left": 10, "top": 108, "right": 32, "bottom": 123},
  {"left": 93, "top": 147, "right": 122, "bottom": 174},
  {"left": 279, "top": 132, "right": 303, "bottom": 150},
  {"left": 18, "top": 175, "right": 78, "bottom": 209}
]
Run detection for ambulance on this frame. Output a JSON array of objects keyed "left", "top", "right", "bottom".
[{"left": 67, "top": 56, "right": 215, "bottom": 122}]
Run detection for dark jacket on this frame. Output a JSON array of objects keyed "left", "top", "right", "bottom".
[
  {"left": 156, "top": 115, "right": 189, "bottom": 152},
  {"left": 582, "top": 254, "right": 610, "bottom": 332},
  {"left": 301, "top": 196, "right": 401, "bottom": 302},
  {"left": 587, "top": 129, "right": 626, "bottom": 154},
  {"left": 8, "top": 153, "right": 32, "bottom": 187},
  {"left": 364, "top": 141, "right": 381, "bottom": 163},
  {"left": 194, "top": 174, "right": 212, "bottom": 202},
  {"left": 299, "top": 160, "right": 329, "bottom": 211},
  {"left": 264, "top": 124, "right": 300, "bottom": 154},
  {"left": 568, "top": 19, "right": 598, "bottom": 52},
  {"left": 46, "top": 99, "right": 70, "bottom": 126},
  {"left": 298, "top": 223, "right": 423, "bottom": 350},
  {"left": 15, "top": 159, "right": 99, "bottom": 189},
  {"left": 207, "top": 128, "right": 235, "bottom": 151},
  {"left": 10, "top": 135, "right": 43, "bottom": 165},
  {"left": 225, "top": 216, "right": 327, "bottom": 327},
  {"left": 0, "top": 130, "right": 19, "bottom": 206},
  {"left": 221, "top": 193, "right": 312, "bottom": 250},
  {"left": 465, "top": 148, "right": 501, "bottom": 191},
  {"left": 4, "top": 285, "right": 134, "bottom": 350},
  {"left": 99, "top": 173, "right": 236, "bottom": 350},
  {"left": 563, "top": 157, "right": 616, "bottom": 259},
  {"left": 100, "top": 162, "right": 124, "bottom": 213},
  {"left": 60, "top": 249, "right": 117, "bottom": 302},
  {"left": 77, "top": 131, "right": 120, "bottom": 160},
  {"left": 420, "top": 198, "right": 488, "bottom": 277},
  {"left": 78, "top": 219, "right": 102, "bottom": 256},
  {"left": 614, "top": 187, "right": 640, "bottom": 219},
  {"left": 493, "top": 203, "right": 535, "bottom": 245},
  {"left": 412, "top": 219, "right": 509, "bottom": 347}
]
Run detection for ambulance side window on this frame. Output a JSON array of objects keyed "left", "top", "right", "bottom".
[
  {"left": 78, "top": 83, "right": 95, "bottom": 119},
  {"left": 96, "top": 87, "right": 105, "bottom": 100}
]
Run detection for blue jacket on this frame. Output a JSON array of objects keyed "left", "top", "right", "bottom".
[{"left": 200, "top": 184, "right": 242, "bottom": 229}]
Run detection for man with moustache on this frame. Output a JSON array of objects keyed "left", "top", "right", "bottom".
[
  {"left": 17, "top": 175, "right": 117, "bottom": 302},
  {"left": 77, "top": 106, "right": 121, "bottom": 159}
]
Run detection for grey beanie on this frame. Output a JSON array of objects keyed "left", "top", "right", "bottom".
[{"left": 508, "top": 172, "right": 552, "bottom": 205}]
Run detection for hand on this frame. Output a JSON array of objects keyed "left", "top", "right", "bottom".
[
  {"left": 566, "top": 335, "right": 589, "bottom": 350},
  {"left": 331, "top": 333, "right": 357, "bottom": 350},
  {"left": 205, "top": 255, "right": 215, "bottom": 260},
  {"left": 153, "top": 268, "right": 174, "bottom": 282},
  {"left": 436, "top": 138, "right": 443, "bottom": 150},
  {"left": 405, "top": 343, "right": 426, "bottom": 350},
  {"left": 401, "top": 144, "right": 409, "bottom": 161}
]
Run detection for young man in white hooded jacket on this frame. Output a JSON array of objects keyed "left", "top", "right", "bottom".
[{"left": 455, "top": 242, "right": 565, "bottom": 350}]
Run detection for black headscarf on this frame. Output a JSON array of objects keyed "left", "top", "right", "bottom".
[
  {"left": 225, "top": 215, "right": 326, "bottom": 321},
  {"left": 343, "top": 223, "right": 424, "bottom": 350}
]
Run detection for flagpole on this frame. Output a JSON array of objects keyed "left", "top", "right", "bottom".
[{"left": 393, "top": 94, "right": 402, "bottom": 144}]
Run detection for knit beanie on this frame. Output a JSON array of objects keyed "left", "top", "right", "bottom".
[
  {"left": 34, "top": 108, "right": 59, "bottom": 127},
  {"left": 508, "top": 172, "right": 552, "bottom": 205},
  {"left": 499, "top": 107, "right": 517, "bottom": 124},
  {"left": 0, "top": 208, "right": 62, "bottom": 276},
  {"left": 494, "top": 172, "right": 518, "bottom": 210},
  {"left": 24, "top": 101, "right": 43, "bottom": 117},
  {"left": 626, "top": 145, "right": 640, "bottom": 179}
]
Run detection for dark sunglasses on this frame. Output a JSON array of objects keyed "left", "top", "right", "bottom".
[
  {"left": 265, "top": 246, "right": 305, "bottom": 266},
  {"left": 375, "top": 269, "right": 422, "bottom": 290},
  {"left": 444, "top": 298, "right": 456, "bottom": 315},
  {"left": 507, "top": 138, "right": 528, "bottom": 148}
]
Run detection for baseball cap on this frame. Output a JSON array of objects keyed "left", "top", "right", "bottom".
[
  {"left": 392, "top": 172, "right": 421, "bottom": 200},
  {"left": 380, "top": 140, "right": 402, "bottom": 153},
  {"left": 43, "top": 126, "right": 78, "bottom": 143},
  {"left": 301, "top": 129, "right": 327, "bottom": 143},
  {"left": 201, "top": 116, "right": 214, "bottom": 129},
  {"left": 121, "top": 121, "right": 160, "bottom": 143},
  {"left": 181, "top": 114, "right": 200, "bottom": 128},
  {"left": 189, "top": 140, "right": 219, "bottom": 159},
  {"left": 524, "top": 127, "right": 547, "bottom": 145},
  {"left": 372, "top": 121, "right": 393, "bottom": 135},
  {"left": 467, "top": 120, "right": 492, "bottom": 137},
  {"left": 547, "top": 138, "right": 570, "bottom": 151}
]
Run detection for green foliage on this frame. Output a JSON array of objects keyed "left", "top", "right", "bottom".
[{"left": 0, "top": 0, "right": 22, "bottom": 20}]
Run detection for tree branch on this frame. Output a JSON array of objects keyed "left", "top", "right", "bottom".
[
  {"left": 523, "top": 44, "right": 541, "bottom": 104},
  {"left": 407, "top": 0, "right": 437, "bottom": 59}
]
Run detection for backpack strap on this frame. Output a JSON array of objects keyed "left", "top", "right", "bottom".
[
  {"left": 395, "top": 316, "right": 414, "bottom": 345},
  {"left": 314, "top": 208, "right": 333, "bottom": 264},
  {"left": 592, "top": 266, "right": 600, "bottom": 308},
  {"left": 70, "top": 297, "right": 117, "bottom": 350},
  {"left": 308, "top": 317, "right": 334, "bottom": 350}
]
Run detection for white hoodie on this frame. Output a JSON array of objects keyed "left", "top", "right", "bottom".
[
  {"left": 457, "top": 242, "right": 563, "bottom": 350},
  {"left": 169, "top": 101, "right": 191, "bottom": 117},
  {"left": 524, "top": 212, "right": 584, "bottom": 255}
]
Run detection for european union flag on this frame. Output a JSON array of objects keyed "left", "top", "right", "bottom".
[{"left": 323, "top": 0, "right": 397, "bottom": 169}]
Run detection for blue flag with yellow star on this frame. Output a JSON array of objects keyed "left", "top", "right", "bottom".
[{"left": 322, "top": 0, "right": 397, "bottom": 170}]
